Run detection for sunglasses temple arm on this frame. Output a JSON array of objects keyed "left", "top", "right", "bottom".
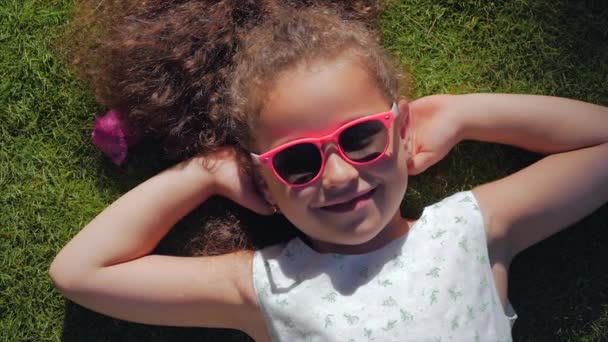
[{"left": 250, "top": 152, "right": 261, "bottom": 166}]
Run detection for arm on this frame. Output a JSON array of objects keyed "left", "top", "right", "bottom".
[
  {"left": 48, "top": 156, "right": 261, "bottom": 332},
  {"left": 406, "top": 93, "right": 608, "bottom": 175},
  {"left": 448, "top": 94, "right": 608, "bottom": 261},
  {"left": 457, "top": 93, "right": 608, "bottom": 153}
]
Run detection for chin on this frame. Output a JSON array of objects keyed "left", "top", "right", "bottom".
[{"left": 335, "top": 220, "right": 385, "bottom": 246}]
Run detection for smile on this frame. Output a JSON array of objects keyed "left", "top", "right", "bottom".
[{"left": 320, "top": 187, "right": 377, "bottom": 213}]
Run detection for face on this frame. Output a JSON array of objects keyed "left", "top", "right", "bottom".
[{"left": 252, "top": 56, "right": 412, "bottom": 253}]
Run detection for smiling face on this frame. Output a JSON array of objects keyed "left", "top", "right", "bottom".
[{"left": 251, "top": 56, "right": 413, "bottom": 254}]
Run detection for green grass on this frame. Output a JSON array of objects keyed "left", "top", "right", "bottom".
[{"left": 1, "top": 0, "right": 607, "bottom": 341}]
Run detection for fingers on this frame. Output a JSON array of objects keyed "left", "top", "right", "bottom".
[
  {"left": 242, "top": 180, "right": 276, "bottom": 216},
  {"left": 248, "top": 200, "right": 275, "bottom": 216},
  {"left": 407, "top": 152, "right": 436, "bottom": 175}
]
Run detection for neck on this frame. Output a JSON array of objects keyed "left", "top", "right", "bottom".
[{"left": 305, "top": 210, "right": 416, "bottom": 255}]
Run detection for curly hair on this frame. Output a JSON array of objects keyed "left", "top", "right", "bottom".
[
  {"left": 230, "top": 6, "right": 407, "bottom": 155},
  {"left": 62, "top": 0, "right": 387, "bottom": 162},
  {"left": 60, "top": 0, "right": 407, "bottom": 256}
]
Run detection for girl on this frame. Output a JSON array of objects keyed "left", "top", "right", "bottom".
[{"left": 50, "top": 1, "right": 608, "bottom": 341}]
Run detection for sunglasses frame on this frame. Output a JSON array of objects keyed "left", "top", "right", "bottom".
[{"left": 250, "top": 103, "right": 399, "bottom": 187}]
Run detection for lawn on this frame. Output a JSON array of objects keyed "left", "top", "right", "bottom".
[{"left": 1, "top": 0, "right": 607, "bottom": 341}]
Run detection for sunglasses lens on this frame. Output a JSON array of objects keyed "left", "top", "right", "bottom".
[
  {"left": 339, "top": 120, "right": 387, "bottom": 162},
  {"left": 273, "top": 143, "right": 322, "bottom": 185}
]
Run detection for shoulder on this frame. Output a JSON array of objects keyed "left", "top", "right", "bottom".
[
  {"left": 427, "top": 190, "right": 483, "bottom": 221},
  {"left": 423, "top": 190, "right": 491, "bottom": 245},
  {"left": 469, "top": 186, "right": 512, "bottom": 265}
]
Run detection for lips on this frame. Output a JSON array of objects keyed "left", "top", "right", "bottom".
[{"left": 319, "top": 187, "right": 376, "bottom": 209}]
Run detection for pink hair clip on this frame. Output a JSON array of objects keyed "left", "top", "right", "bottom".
[{"left": 91, "top": 110, "right": 142, "bottom": 166}]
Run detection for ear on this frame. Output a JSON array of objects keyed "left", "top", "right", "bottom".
[
  {"left": 252, "top": 167, "right": 275, "bottom": 205},
  {"left": 397, "top": 98, "right": 410, "bottom": 141}
]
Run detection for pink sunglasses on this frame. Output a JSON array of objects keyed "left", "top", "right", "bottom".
[{"left": 250, "top": 103, "right": 399, "bottom": 187}]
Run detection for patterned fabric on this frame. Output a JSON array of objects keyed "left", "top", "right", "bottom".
[{"left": 252, "top": 191, "right": 517, "bottom": 342}]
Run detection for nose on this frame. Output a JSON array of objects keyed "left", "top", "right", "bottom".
[{"left": 320, "top": 144, "right": 359, "bottom": 189}]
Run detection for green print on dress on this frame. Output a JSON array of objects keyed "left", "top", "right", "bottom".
[
  {"left": 298, "top": 330, "right": 313, "bottom": 342},
  {"left": 382, "top": 296, "right": 398, "bottom": 307},
  {"left": 433, "top": 255, "right": 446, "bottom": 263},
  {"left": 392, "top": 256, "right": 405, "bottom": 268},
  {"left": 479, "top": 301, "right": 489, "bottom": 313},
  {"left": 400, "top": 308, "right": 414, "bottom": 323},
  {"left": 454, "top": 216, "right": 467, "bottom": 224},
  {"left": 458, "top": 237, "right": 469, "bottom": 252},
  {"left": 430, "top": 289, "right": 440, "bottom": 305},
  {"left": 363, "top": 328, "right": 374, "bottom": 340},
  {"left": 459, "top": 193, "right": 480, "bottom": 210},
  {"left": 382, "top": 320, "right": 398, "bottom": 331},
  {"left": 322, "top": 291, "right": 338, "bottom": 302},
  {"left": 451, "top": 315, "right": 460, "bottom": 330},
  {"left": 465, "top": 305, "right": 475, "bottom": 324},
  {"left": 431, "top": 229, "right": 447, "bottom": 239},
  {"left": 377, "top": 278, "right": 393, "bottom": 287},
  {"left": 324, "top": 314, "right": 334, "bottom": 328},
  {"left": 448, "top": 286, "right": 463, "bottom": 301},
  {"left": 283, "top": 317, "right": 295, "bottom": 329},
  {"left": 426, "top": 267, "right": 441, "bottom": 278},
  {"left": 343, "top": 313, "right": 360, "bottom": 325},
  {"left": 259, "top": 283, "right": 270, "bottom": 298},
  {"left": 479, "top": 277, "right": 489, "bottom": 291},
  {"left": 459, "top": 195, "right": 473, "bottom": 203}
]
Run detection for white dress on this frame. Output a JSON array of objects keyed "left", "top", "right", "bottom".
[{"left": 252, "top": 191, "right": 518, "bottom": 341}]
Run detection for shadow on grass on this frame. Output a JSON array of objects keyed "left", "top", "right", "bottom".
[
  {"left": 509, "top": 204, "right": 608, "bottom": 341},
  {"left": 507, "top": 1, "right": 608, "bottom": 341},
  {"left": 535, "top": 0, "right": 608, "bottom": 103},
  {"left": 62, "top": 301, "right": 251, "bottom": 342}
]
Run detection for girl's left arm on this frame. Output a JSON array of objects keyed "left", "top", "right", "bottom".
[
  {"left": 449, "top": 94, "right": 608, "bottom": 261},
  {"left": 457, "top": 93, "right": 608, "bottom": 153}
]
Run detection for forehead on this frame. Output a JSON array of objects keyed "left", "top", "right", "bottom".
[{"left": 255, "top": 57, "right": 390, "bottom": 151}]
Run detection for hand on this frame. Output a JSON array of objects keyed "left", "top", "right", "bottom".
[
  {"left": 407, "top": 94, "right": 464, "bottom": 175},
  {"left": 196, "top": 147, "right": 275, "bottom": 216}
]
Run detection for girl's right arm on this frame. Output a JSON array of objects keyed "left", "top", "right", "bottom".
[{"left": 49, "top": 150, "right": 272, "bottom": 336}]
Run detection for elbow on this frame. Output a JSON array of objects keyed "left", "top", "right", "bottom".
[
  {"left": 48, "top": 256, "right": 89, "bottom": 294},
  {"left": 48, "top": 257, "right": 73, "bottom": 293}
]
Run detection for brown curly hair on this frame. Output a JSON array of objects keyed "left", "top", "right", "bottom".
[
  {"left": 230, "top": 6, "right": 407, "bottom": 155},
  {"left": 62, "top": 0, "right": 387, "bottom": 163},
  {"left": 60, "top": 0, "right": 408, "bottom": 256}
]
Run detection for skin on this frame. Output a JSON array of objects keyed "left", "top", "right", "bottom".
[{"left": 251, "top": 56, "right": 417, "bottom": 254}]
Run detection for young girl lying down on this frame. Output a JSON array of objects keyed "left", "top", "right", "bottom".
[{"left": 50, "top": 1, "right": 608, "bottom": 341}]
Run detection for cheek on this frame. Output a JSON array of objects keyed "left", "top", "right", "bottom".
[
  {"left": 256, "top": 168, "right": 284, "bottom": 202},
  {"left": 369, "top": 138, "right": 407, "bottom": 175},
  {"left": 263, "top": 171, "right": 312, "bottom": 208}
]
